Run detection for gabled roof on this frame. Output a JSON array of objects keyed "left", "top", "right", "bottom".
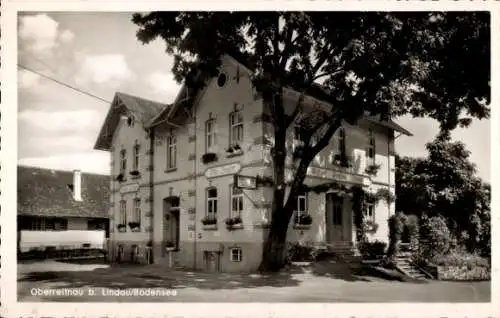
[
  {"left": 94, "top": 92, "right": 170, "bottom": 151},
  {"left": 365, "top": 115, "right": 413, "bottom": 136},
  {"left": 17, "top": 166, "right": 110, "bottom": 219}
]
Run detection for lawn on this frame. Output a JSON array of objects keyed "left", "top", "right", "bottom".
[{"left": 17, "top": 259, "right": 490, "bottom": 302}]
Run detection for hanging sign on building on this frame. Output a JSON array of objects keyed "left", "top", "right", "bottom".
[
  {"left": 205, "top": 163, "right": 241, "bottom": 179},
  {"left": 234, "top": 174, "right": 257, "bottom": 190},
  {"left": 120, "top": 182, "right": 140, "bottom": 194}
]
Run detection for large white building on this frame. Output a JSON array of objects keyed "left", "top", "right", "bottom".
[{"left": 94, "top": 55, "right": 412, "bottom": 272}]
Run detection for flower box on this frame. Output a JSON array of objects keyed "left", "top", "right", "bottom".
[
  {"left": 115, "top": 173, "right": 126, "bottom": 182},
  {"left": 225, "top": 216, "right": 243, "bottom": 231},
  {"left": 226, "top": 144, "right": 243, "bottom": 157},
  {"left": 129, "top": 170, "right": 140, "bottom": 177},
  {"left": 117, "top": 224, "right": 126, "bottom": 232},
  {"left": 365, "top": 163, "right": 381, "bottom": 176},
  {"left": 128, "top": 222, "right": 141, "bottom": 232},
  {"left": 201, "top": 152, "right": 218, "bottom": 164}
]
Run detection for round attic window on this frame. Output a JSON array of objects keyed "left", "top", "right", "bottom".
[{"left": 217, "top": 73, "right": 227, "bottom": 87}]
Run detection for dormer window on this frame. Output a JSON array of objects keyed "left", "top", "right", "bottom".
[
  {"left": 217, "top": 73, "right": 228, "bottom": 88},
  {"left": 205, "top": 118, "right": 217, "bottom": 152}
]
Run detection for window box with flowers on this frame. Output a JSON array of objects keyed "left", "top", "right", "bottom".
[
  {"left": 201, "top": 152, "right": 218, "bottom": 164},
  {"left": 117, "top": 224, "right": 127, "bottom": 232},
  {"left": 365, "top": 163, "right": 381, "bottom": 176},
  {"left": 364, "top": 220, "right": 379, "bottom": 233},
  {"left": 226, "top": 144, "right": 243, "bottom": 157},
  {"left": 116, "top": 173, "right": 126, "bottom": 183},
  {"left": 164, "top": 241, "right": 176, "bottom": 252},
  {"left": 225, "top": 216, "right": 244, "bottom": 231},
  {"left": 201, "top": 216, "right": 218, "bottom": 230},
  {"left": 294, "top": 214, "right": 313, "bottom": 229},
  {"left": 128, "top": 222, "right": 141, "bottom": 232},
  {"left": 129, "top": 170, "right": 141, "bottom": 178}
]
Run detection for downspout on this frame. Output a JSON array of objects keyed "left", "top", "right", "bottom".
[
  {"left": 193, "top": 114, "right": 198, "bottom": 270},
  {"left": 149, "top": 127, "right": 155, "bottom": 263}
]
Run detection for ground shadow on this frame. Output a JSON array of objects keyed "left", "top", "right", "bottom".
[{"left": 19, "top": 262, "right": 301, "bottom": 290}]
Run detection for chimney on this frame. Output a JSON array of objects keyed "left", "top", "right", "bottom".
[{"left": 73, "top": 170, "right": 82, "bottom": 202}]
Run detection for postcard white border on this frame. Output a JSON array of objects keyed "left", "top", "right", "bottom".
[{"left": 1, "top": 1, "right": 499, "bottom": 317}]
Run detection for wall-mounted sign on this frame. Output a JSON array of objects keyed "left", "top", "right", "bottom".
[
  {"left": 205, "top": 163, "right": 241, "bottom": 179},
  {"left": 304, "top": 167, "right": 365, "bottom": 185},
  {"left": 234, "top": 174, "right": 257, "bottom": 189},
  {"left": 120, "top": 182, "right": 140, "bottom": 194}
]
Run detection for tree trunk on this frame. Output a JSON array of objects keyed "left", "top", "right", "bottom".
[{"left": 258, "top": 213, "right": 291, "bottom": 272}]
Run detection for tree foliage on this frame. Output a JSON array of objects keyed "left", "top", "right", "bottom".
[
  {"left": 396, "top": 134, "right": 490, "bottom": 256},
  {"left": 132, "top": 12, "right": 490, "bottom": 271}
]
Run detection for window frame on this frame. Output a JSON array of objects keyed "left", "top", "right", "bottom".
[
  {"left": 367, "top": 129, "right": 376, "bottom": 165},
  {"left": 229, "top": 110, "right": 244, "bottom": 146},
  {"left": 230, "top": 184, "right": 244, "bottom": 218},
  {"left": 119, "top": 200, "right": 127, "bottom": 227},
  {"left": 119, "top": 148, "right": 127, "bottom": 174},
  {"left": 132, "top": 140, "right": 140, "bottom": 171},
  {"left": 206, "top": 187, "right": 218, "bottom": 219},
  {"left": 363, "top": 202, "right": 375, "bottom": 223},
  {"left": 295, "top": 192, "right": 308, "bottom": 218},
  {"left": 334, "top": 126, "right": 346, "bottom": 155},
  {"left": 229, "top": 247, "right": 242, "bottom": 262},
  {"left": 205, "top": 118, "right": 217, "bottom": 152},
  {"left": 166, "top": 129, "right": 177, "bottom": 170},
  {"left": 332, "top": 196, "right": 343, "bottom": 226},
  {"left": 133, "top": 198, "right": 141, "bottom": 224}
]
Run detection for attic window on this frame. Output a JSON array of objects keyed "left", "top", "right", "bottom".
[
  {"left": 217, "top": 73, "right": 227, "bottom": 88},
  {"left": 127, "top": 116, "right": 134, "bottom": 127}
]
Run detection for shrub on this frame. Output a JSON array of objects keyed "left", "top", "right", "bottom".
[
  {"left": 430, "top": 249, "right": 490, "bottom": 269},
  {"left": 387, "top": 212, "right": 406, "bottom": 257},
  {"left": 286, "top": 243, "right": 315, "bottom": 262},
  {"left": 403, "top": 214, "right": 420, "bottom": 249},
  {"left": 419, "top": 215, "right": 452, "bottom": 260},
  {"left": 359, "top": 241, "right": 387, "bottom": 260}
]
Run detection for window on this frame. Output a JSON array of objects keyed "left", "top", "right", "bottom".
[
  {"left": 120, "top": 149, "right": 127, "bottom": 173},
  {"left": 119, "top": 200, "right": 127, "bottom": 226},
  {"left": 296, "top": 192, "right": 308, "bottom": 218},
  {"left": 133, "top": 198, "right": 141, "bottom": 224},
  {"left": 367, "top": 129, "right": 376, "bottom": 165},
  {"left": 229, "top": 111, "right": 243, "bottom": 146},
  {"left": 205, "top": 119, "right": 217, "bottom": 151},
  {"left": 333, "top": 196, "right": 343, "bottom": 225},
  {"left": 206, "top": 188, "right": 218, "bottom": 219},
  {"left": 132, "top": 140, "right": 140, "bottom": 171},
  {"left": 166, "top": 130, "right": 177, "bottom": 170},
  {"left": 231, "top": 185, "right": 244, "bottom": 218},
  {"left": 364, "top": 202, "right": 375, "bottom": 222},
  {"left": 229, "top": 247, "right": 242, "bottom": 262},
  {"left": 334, "top": 127, "right": 346, "bottom": 155},
  {"left": 217, "top": 73, "right": 227, "bottom": 87},
  {"left": 53, "top": 218, "right": 68, "bottom": 231}
]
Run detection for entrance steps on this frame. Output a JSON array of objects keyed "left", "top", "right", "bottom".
[
  {"left": 316, "top": 242, "right": 361, "bottom": 263},
  {"left": 394, "top": 249, "right": 432, "bottom": 280}
]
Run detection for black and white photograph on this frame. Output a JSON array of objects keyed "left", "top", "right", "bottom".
[{"left": 0, "top": 2, "right": 497, "bottom": 317}]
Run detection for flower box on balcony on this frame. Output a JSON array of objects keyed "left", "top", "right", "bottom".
[
  {"left": 117, "top": 224, "right": 126, "bottom": 232},
  {"left": 225, "top": 216, "right": 243, "bottom": 231},
  {"left": 201, "top": 152, "right": 218, "bottom": 164},
  {"left": 129, "top": 170, "right": 140, "bottom": 176},
  {"left": 128, "top": 222, "right": 141, "bottom": 232}
]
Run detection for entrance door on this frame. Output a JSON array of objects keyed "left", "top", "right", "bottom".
[
  {"left": 326, "top": 193, "right": 344, "bottom": 243},
  {"left": 169, "top": 210, "right": 180, "bottom": 249},
  {"left": 204, "top": 251, "right": 220, "bottom": 272}
]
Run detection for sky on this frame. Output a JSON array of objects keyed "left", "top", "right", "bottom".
[{"left": 17, "top": 12, "right": 491, "bottom": 183}]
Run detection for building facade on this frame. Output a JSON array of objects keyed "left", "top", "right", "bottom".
[
  {"left": 95, "top": 55, "right": 412, "bottom": 272},
  {"left": 17, "top": 166, "right": 110, "bottom": 254}
]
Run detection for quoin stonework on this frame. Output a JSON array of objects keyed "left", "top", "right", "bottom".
[{"left": 94, "top": 55, "right": 413, "bottom": 272}]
